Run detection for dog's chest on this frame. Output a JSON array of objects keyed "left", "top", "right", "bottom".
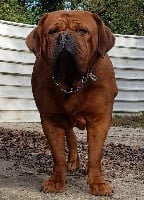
[
  {"left": 62, "top": 92, "right": 85, "bottom": 114},
  {"left": 62, "top": 95, "right": 86, "bottom": 129}
]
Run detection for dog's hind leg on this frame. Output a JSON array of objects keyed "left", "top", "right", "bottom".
[{"left": 65, "top": 128, "right": 80, "bottom": 171}]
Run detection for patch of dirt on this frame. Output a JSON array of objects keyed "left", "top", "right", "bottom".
[
  {"left": 112, "top": 114, "right": 144, "bottom": 128},
  {"left": 0, "top": 123, "right": 144, "bottom": 200}
]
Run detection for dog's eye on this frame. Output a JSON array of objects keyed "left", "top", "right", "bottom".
[
  {"left": 48, "top": 29, "right": 58, "bottom": 35},
  {"left": 77, "top": 28, "right": 88, "bottom": 35}
]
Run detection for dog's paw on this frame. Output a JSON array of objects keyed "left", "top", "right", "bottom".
[
  {"left": 67, "top": 156, "right": 80, "bottom": 171},
  {"left": 89, "top": 181, "right": 113, "bottom": 196},
  {"left": 67, "top": 157, "right": 80, "bottom": 171},
  {"left": 41, "top": 177, "right": 65, "bottom": 193}
]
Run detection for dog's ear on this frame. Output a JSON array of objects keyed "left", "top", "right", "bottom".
[
  {"left": 25, "top": 13, "right": 48, "bottom": 57},
  {"left": 93, "top": 13, "right": 115, "bottom": 57},
  {"left": 26, "top": 27, "right": 41, "bottom": 57}
]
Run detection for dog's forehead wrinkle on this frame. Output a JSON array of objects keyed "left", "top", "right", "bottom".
[{"left": 51, "top": 13, "right": 90, "bottom": 26}]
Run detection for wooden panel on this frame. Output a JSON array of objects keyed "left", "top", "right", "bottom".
[
  {"left": 115, "top": 68, "right": 144, "bottom": 79},
  {"left": 0, "top": 61, "right": 33, "bottom": 75},
  {"left": 0, "top": 20, "right": 34, "bottom": 38},
  {"left": 114, "top": 101, "right": 144, "bottom": 112},
  {"left": 0, "top": 48, "right": 35, "bottom": 63},
  {"left": 0, "top": 74, "right": 31, "bottom": 87},
  {"left": 0, "top": 85, "right": 33, "bottom": 99},
  {"left": 116, "top": 79, "right": 144, "bottom": 90},
  {"left": 0, "top": 35, "right": 27, "bottom": 51},
  {"left": 116, "top": 90, "right": 144, "bottom": 101},
  {"left": 109, "top": 46, "right": 144, "bottom": 58},
  {"left": 111, "top": 57, "right": 144, "bottom": 70},
  {"left": 0, "top": 110, "right": 40, "bottom": 122},
  {"left": 115, "top": 34, "right": 144, "bottom": 48},
  {"left": 0, "top": 98, "right": 36, "bottom": 110}
]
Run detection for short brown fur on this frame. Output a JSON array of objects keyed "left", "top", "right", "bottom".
[{"left": 26, "top": 10, "right": 118, "bottom": 196}]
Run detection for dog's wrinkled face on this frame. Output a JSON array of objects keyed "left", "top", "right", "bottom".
[
  {"left": 26, "top": 11, "right": 115, "bottom": 88},
  {"left": 43, "top": 11, "right": 99, "bottom": 87}
]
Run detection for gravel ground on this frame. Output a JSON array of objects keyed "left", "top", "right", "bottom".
[{"left": 0, "top": 123, "right": 144, "bottom": 200}]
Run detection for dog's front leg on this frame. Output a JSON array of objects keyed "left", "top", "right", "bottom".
[
  {"left": 87, "top": 117, "right": 113, "bottom": 196},
  {"left": 41, "top": 119, "right": 66, "bottom": 193}
]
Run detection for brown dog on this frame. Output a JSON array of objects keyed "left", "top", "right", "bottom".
[{"left": 26, "top": 10, "right": 118, "bottom": 196}]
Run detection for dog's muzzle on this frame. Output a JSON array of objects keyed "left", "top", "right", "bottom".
[
  {"left": 58, "top": 32, "right": 73, "bottom": 49},
  {"left": 56, "top": 31, "right": 76, "bottom": 55}
]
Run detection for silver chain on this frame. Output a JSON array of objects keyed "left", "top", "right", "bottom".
[{"left": 52, "top": 68, "right": 97, "bottom": 94}]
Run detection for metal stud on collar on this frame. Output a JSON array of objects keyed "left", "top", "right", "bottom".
[{"left": 52, "top": 68, "right": 97, "bottom": 94}]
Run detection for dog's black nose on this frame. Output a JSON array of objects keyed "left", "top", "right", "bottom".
[{"left": 58, "top": 32, "right": 72, "bottom": 48}]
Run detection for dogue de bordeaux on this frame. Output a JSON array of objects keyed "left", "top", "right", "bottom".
[{"left": 26, "top": 10, "right": 118, "bottom": 196}]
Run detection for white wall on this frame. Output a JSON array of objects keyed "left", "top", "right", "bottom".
[{"left": 0, "top": 20, "right": 144, "bottom": 122}]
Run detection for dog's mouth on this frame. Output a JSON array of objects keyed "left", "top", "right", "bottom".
[
  {"left": 51, "top": 30, "right": 98, "bottom": 93},
  {"left": 52, "top": 50, "right": 83, "bottom": 89},
  {"left": 52, "top": 49, "right": 97, "bottom": 93}
]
